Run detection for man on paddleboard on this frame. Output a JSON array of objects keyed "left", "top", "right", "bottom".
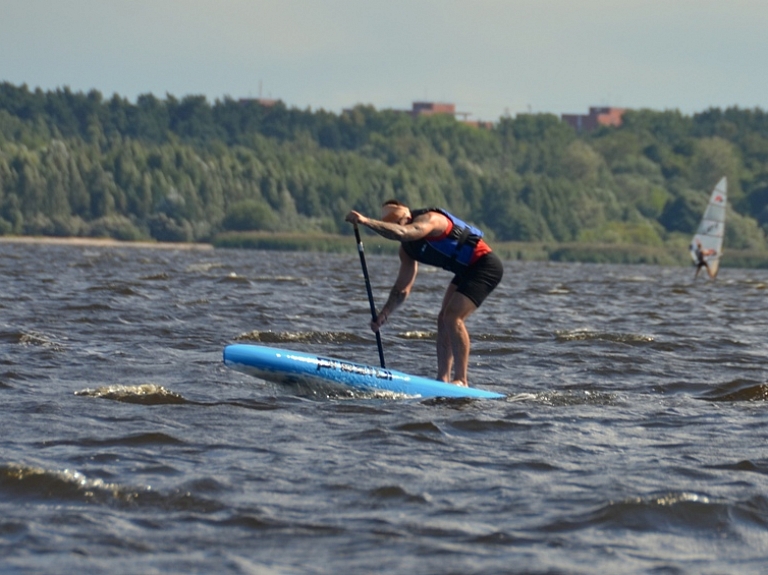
[{"left": 346, "top": 200, "right": 503, "bottom": 387}]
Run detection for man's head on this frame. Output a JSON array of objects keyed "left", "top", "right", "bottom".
[{"left": 381, "top": 200, "right": 411, "bottom": 224}]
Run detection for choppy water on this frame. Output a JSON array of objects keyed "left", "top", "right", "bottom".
[{"left": 2, "top": 241, "right": 768, "bottom": 574}]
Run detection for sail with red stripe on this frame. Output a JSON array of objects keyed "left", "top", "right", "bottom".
[{"left": 689, "top": 177, "right": 727, "bottom": 278}]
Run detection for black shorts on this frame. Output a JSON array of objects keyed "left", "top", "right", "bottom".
[{"left": 451, "top": 252, "right": 503, "bottom": 308}]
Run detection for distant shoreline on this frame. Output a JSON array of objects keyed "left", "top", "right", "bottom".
[
  {"left": 0, "top": 236, "right": 213, "bottom": 250},
  {"left": 2, "top": 234, "right": 766, "bottom": 269}
]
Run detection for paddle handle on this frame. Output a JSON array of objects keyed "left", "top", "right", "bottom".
[{"left": 353, "top": 223, "right": 386, "bottom": 368}]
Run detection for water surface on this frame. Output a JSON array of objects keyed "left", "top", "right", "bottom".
[{"left": 2, "top": 242, "right": 768, "bottom": 574}]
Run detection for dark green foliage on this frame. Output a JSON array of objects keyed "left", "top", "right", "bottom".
[
  {"left": 658, "top": 190, "right": 703, "bottom": 234},
  {"left": 0, "top": 81, "right": 766, "bottom": 254},
  {"left": 222, "top": 199, "right": 277, "bottom": 231}
]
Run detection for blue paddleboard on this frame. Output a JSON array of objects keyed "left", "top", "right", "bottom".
[{"left": 223, "top": 343, "right": 504, "bottom": 399}]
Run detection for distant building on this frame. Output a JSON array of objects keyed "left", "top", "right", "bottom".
[
  {"left": 238, "top": 98, "right": 281, "bottom": 107},
  {"left": 561, "top": 107, "right": 626, "bottom": 132},
  {"left": 406, "top": 102, "right": 492, "bottom": 128},
  {"left": 411, "top": 101, "right": 456, "bottom": 117},
  {"left": 326, "top": 100, "right": 495, "bottom": 128}
]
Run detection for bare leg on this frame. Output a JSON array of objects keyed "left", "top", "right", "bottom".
[
  {"left": 437, "top": 285, "right": 477, "bottom": 386},
  {"left": 436, "top": 285, "right": 457, "bottom": 382}
]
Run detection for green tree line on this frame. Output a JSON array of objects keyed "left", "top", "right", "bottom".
[{"left": 0, "top": 81, "right": 767, "bottom": 253}]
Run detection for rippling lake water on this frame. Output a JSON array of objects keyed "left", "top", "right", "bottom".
[{"left": 2, "top": 240, "right": 768, "bottom": 574}]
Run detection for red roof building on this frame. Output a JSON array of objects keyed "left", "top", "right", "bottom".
[
  {"left": 411, "top": 102, "right": 456, "bottom": 117},
  {"left": 561, "top": 107, "right": 626, "bottom": 131},
  {"left": 408, "top": 102, "right": 492, "bottom": 128}
]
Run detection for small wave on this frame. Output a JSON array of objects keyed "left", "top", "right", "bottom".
[
  {"left": 327, "top": 403, "right": 392, "bottom": 416},
  {"left": 0, "top": 463, "right": 223, "bottom": 513},
  {"left": 42, "top": 432, "right": 185, "bottom": 448},
  {"left": 395, "top": 421, "right": 443, "bottom": 434},
  {"left": 525, "top": 285, "right": 572, "bottom": 295},
  {"left": 216, "top": 513, "right": 344, "bottom": 535},
  {"left": 391, "top": 421, "right": 447, "bottom": 444},
  {"left": 178, "top": 298, "right": 209, "bottom": 306},
  {"left": 420, "top": 396, "right": 491, "bottom": 407},
  {"left": 534, "top": 390, "right": 618, "bottom": 407},
  {"left": 210, "top": 399, "right": 283, "bottom": 411},
  {"left": 0, "top": 369, "right": 30, "bottom": 385},
  {"left": 699, "top": 379, "right": 768, "bottom": 402},
  {"left": 217, "top": 273, "right": 251, "bottom": 284},
  {"left": 711, "top": 336, "right": 751, "bottom": 349},
  {"left": 86, "top": 283, "right": 146, "bottom": 297},
  {"left": 400, "top": 331, "right": 435, "bottom": 340},
  {"left": 139, "top": 272, "right": 170, "bottom": 280},
  {"left": 234, "top": 330, "right": 363, "bottom": 345},
  {"left": 707, "top": 459, "right": 768, "bottom": 475},
  {"left": 1, "top": 463, "right": 130, "bottom": 502},
  {"left": 474, "top": 332, "right": 526, "bottom": 343},
  {"left": 72, "top": 260, "right": 95, "bottom": 269},
  {"left": 75, "top": 384, "right": 188, "bottom": 405},
  {"left": 252, "top": 275, "right": 308, "bottom": 283},
  {"left": 263, "top": 379, "right": 413, "bottom": 401},
  {"left": 481, "top": 346, "right": 523, "bottom": 356},
  {"left": 5, "top": 331, "right": 65, "bottom": 351},
  {"left": 368, "top": 485, "right": 430, "bottom": 504},
  {"left": 554, "top": 329, "right": 655, "bottom": 345},
  {"left": 544, "top": 491, "right": 730, "bottom": 534},
  {"left": 471, "top": 531, "right": 534, "bottom": 545},
  {"left": 218, "top": 514, "right": 282, "bottom": 530},
  {"left": 505, "top": 392, "right": 537, "bottom": 402},
  {"left": 62, "top": 303, "right": 114, "bottom": 312},
  {"left": 449, "top": 418, "right": 532, "bottom": 433}
]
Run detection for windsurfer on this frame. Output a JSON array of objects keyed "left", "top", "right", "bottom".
[
  {"left": 692, "top": 239, "right": 717, "bottom": 279},
  {"left": 345, "top": 200, "right": 503, "bottom": 387}
]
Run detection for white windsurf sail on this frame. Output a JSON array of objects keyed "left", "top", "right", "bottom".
[{"left": 689, "top": 176, "right": 727, "bottom": 278}]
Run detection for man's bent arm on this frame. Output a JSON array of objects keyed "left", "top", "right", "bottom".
[{"left": 346, "top": 210, "right": 441, "bottom": 242}]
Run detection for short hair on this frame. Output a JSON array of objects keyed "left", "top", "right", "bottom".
[{"left": 382, "top": 199, "right": 408, "bottom": 208}]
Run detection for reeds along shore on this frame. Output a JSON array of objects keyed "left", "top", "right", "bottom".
[
  {"left": 0, "top": 236, "right": 213, "bottom": 250},
  {"left": 2, "top": 233, "right": 767, "bottom": 269},
  {"left": 212, "top": 231, "right": 768, "bottom": 268}
]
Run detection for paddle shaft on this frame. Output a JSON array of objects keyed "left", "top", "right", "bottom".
[{"left": 353, "top": 224, "right": 386, "bottom": 368}]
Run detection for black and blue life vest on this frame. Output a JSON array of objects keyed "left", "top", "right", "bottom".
[{"left": 402, "top": 208, "right": 483, "bottom": 274}]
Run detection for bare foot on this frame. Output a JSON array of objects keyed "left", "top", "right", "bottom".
[{"left": 452, "top": 380, "right": 468, "bottom": 387}]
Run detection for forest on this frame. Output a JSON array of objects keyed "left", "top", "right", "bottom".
[{"left": 1, "top": 81, "right": 768, "bottom": 264}]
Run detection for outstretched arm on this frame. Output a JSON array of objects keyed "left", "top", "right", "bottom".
[
  {"left": 345, "top": 210, "right": 443, "bottom": 242},
  {"left": 371, "top": 247, "right": 418, "bottom": 332}
]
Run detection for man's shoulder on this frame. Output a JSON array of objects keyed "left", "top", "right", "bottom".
[
  {"left": 416, "top": 210, "right": 450, "bottom": 235},
  {"left": 413, "top": 209, "right": 449, "bottom": 223}
]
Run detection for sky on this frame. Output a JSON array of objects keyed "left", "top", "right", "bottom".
[{"left": 3, "top": 0, "right": 768, "bottom": 122}]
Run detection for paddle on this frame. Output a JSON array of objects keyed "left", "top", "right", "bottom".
[{"left": 353, "top": 223, "right": 386, "bottom": 368}]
